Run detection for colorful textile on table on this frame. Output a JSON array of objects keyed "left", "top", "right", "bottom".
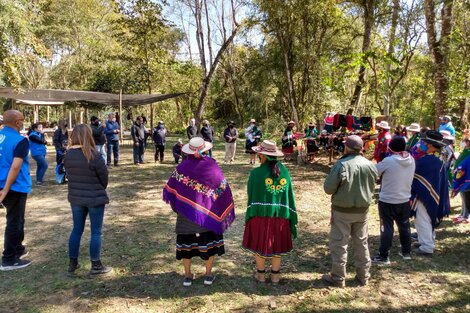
[
  {"left": 411, "top": 154, "right": 450, "bottom": 228},
  {"left": 452, "top": 152, "right": 470, "bottom": 193},
  {"left": 163, "top": 156, "right": 235, "bottom": 235},
  {"left": 245, "top": 162, "right": 297, "bottom": 238}
]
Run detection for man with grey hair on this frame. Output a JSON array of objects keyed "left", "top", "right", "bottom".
[
  {"left": 186, "top": 118, "right": 197, "bottom": 140},
  {"left": 322, "top": 135, "right": 377, "bottom": 287}
]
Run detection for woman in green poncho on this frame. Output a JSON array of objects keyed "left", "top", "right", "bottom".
[{"left": 242, "top": 140, "right": 297, "bottom": 285}]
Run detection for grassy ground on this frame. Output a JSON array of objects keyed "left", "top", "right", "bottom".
[{"left": 0, "top": 138, "right": 469, "bottom": 313}]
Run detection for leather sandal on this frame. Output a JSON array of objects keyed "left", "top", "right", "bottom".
[
  {"left": 254, "top": 269, "right": 266, "bottom": 283},
  {"left": 270, "top": 269, "right": 281, "bottom": 285}
]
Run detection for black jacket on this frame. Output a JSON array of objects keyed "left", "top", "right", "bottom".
[
  {"left": 64, "top": 148, "right": 109, "bottom": 207},
  {"left": 53, "top": 129, "right": 68, "bottom": 151},
  {"left": 91, "top": 123, "right": 106, "bottom": 145},
  {"left": 152, "top": 125, "right": 167, "bottom": 145},
  {"left": 201, "top": 126, "right": 214, "bottom": 142},
  {"left": 131, "top": 122, "right": 146, "bottom": 143},
  {"left": 186, "top": 125, "right": 197, "bottom": 140},
  {"left": 223, "top": 127, "right": 238, "bottom": 143}
]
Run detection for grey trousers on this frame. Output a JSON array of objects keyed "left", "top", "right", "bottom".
[{"left": 329, "top": 210, "right": 371, "bottom": 282}]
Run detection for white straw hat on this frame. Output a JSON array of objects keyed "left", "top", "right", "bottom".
[
  {"left": 251, "top": 140, "right": 284, "bottom": 157},
  {"left": 376, "top": 121, "right": 391, "bottom": 130},
  {"left": 408, "top": 123, "right": 420, "bottom": 132},
  {"left": 182, "top": 137, "right": 213, "bottom": 155}
]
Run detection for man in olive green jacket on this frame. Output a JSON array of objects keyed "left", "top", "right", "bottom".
[{"left": 322, "top": 135, "right": 378, "bottom": 287}]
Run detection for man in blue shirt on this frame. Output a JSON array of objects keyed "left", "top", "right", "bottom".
[
  {"left": 104, "top": 113, "right": 120, "bottom": 167},
  {"left": 0, "top": 110, "right": 33, "bottom": 271},
  {"left": 438, "top": 116, "right": 456, "bottom": 136}
]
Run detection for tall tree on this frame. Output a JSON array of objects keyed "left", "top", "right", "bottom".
[
  {"left": 179, "top": 0, "right": 243, "bottom": 128},
  {"left": 350, "top": 0, "right": 378, "bottom": 109},
  {"left": 116, "top": 0, "right": 181, "bottom": 127},
  {"left": 424, "top": 0, "right": 454, "bottom": 123}
]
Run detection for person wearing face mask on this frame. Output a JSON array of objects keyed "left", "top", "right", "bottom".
[
  {"left": 28, "top": 123, "right": 48, "bottom": 186},
  {"left": 245, "top": 119, "right": 262, "bottom": 165},
  {"left": 104, "top": 113, "right": 120, "bottom": 167},
  {"left": 90, "top": 116, "right": 106, "bottom": 161},
  {"left": 411, "top": 130, "right": 450, "bottom": 257},
  {"left": 53, "top": 119, "right": 69, "bottom": 166},
  {"left": 186, "top": 118, "right": 197, "bottom": 140},
  {"left": 223, "top": 121, "right": 238, "bottom": 163},
  {"left": 374, "top": 121, "right": 392, "bottom": 163},
  {"left": 371, "top": 136, "right": 415, "bottom": 265},
  {"left": 200, "top": 120, "right": 215, "bottom": 158},
  {"left": 131, "top": 116, "right": 146, "bottom": 165},
  {"left": 282, "top": 121, "right": 297, "bottom": 161},
  {"left": 0, "top": 110, "right": 33, "bottom": 271}
]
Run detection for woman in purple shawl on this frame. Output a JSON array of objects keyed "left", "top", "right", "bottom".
[{"left": 163, "top": 137, "right": 235, "bottom": 287}]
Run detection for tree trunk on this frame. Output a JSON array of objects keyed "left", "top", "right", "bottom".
[
  {"left": 424, "top": 0, "right": 454, "bottom": 124},
  {"left": 194, "top": 25, "right": 241, "bottom": 128},
  {"left": 278, "top": 33, "right": 299, "bottom": 127},
  {"left": 460, "top": 75, "right": 469, "bottom": 129},
  {"left": 350, "top": 0, "right": 375, "bottom": 109},
  {"left": 383, "top": 0, "right": 400, "bottom": 116}
]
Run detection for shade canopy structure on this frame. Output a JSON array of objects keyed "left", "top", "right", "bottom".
[{"left": 0, "top": 87, "right": 184, "bottom": 107}]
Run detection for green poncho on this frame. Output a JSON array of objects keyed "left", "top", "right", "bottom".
[
  {"left": 406, "top": 133, "right": 420, "bottom": 151},
  {"left": 245, "top": 161, "right": 298, "bottom": 238}
]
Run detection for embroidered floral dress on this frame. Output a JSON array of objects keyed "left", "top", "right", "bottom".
[{"left": 242, "top": 161, "right": 297, "bottom": 258}]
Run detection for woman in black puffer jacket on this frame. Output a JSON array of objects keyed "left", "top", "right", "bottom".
[{"left": 64, "top": 124, "right": 112, "bottom": 277}]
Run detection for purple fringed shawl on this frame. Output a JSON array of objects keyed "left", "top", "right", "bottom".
[{"left": 163, "top": 156, "right": 235, "bottom": 234}]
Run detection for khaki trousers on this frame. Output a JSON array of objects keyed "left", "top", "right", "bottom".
[
  {"left": 224, "top": 142, "right": 236, "bottom": 162},
  {"left": 329, "top": 210, "right": 371, "bottom": 282}
]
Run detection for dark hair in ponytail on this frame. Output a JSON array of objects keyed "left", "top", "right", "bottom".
[
  {"left": 28, "top": 123, "right": 41, "bottom": 135},
  {"left": 267, "top": 159, "right": 280, "bottom": 178}
]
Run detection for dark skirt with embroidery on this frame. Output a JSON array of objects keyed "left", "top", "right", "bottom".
[
  {"left": 176, "top": 231, "right": 225, "bottom": 260},
  {"left": 242, "top": 216, "right": 293, "bottom": 258}
]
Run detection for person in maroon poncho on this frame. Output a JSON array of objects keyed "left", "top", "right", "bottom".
[{"left": 374, "top": 121, "right": 392, "bottom": 163}]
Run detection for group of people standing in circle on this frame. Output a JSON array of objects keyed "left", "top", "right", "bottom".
[{"left": 1, "top": 110, "right": 468, "bottom": 292}]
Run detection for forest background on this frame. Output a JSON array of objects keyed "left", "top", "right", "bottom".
[{"left": 0, "top": 0, "right": 469, "bottom": 137}]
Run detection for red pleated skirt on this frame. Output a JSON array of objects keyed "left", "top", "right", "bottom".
[
  {"left": 242, "top": 216, "right": 293, "bottom": 258},
  {"left": 282, "top": 146, "right": 294, "bottom": 154}
]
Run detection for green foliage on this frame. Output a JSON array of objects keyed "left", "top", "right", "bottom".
[{"left": 1, "top": 0, "right": 469, "bottom": 132}]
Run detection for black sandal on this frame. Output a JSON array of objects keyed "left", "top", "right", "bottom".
[
  {"left": 270, "top": 269, "right": 281, "bottom": 285},
  {"left": 254, "top": 269, "right": 266, "bottom": 283}
]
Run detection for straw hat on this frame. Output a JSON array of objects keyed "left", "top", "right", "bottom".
[
  {"left": 439, "top": 130, "right": 455, "bottom": 141},
  {"left": 287, "top": 120, "right": 295, "bottom": 125},
  {"left": 249, "top": 118, "right": 256, "bottom": 123},
  {"left": 182, "top": 137, "right": 213, "bottom": 155},
  {"left": 251, "top": 140, "right": 284, "bottom": 157},
  {"left": 408, "top": 123, "right": 420, "bottom": 132},
  {"left": 376, "top": 121, "right": 391, "bottom": 130}
]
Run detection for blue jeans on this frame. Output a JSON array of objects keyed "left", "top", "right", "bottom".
[
  {"left": 68, "top": 204, "right": 105, "bottom": 261},
  {"left": 106, "top": 140, "right": 119, "bottom": 165},
  {"left": 32, "top": 154, "right": 48, "bottom": 183},
  {"left": 95, "top": 145, "right": 106, "bottom": 162},
  {"left": 133, "top": 141, "right": 145, "bottom": 164}
]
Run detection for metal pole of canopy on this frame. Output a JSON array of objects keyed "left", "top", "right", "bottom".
[
  {"left": 68, "top": 110, "right": 72, "bottom": 129},
  {"left": 119, "top": 89, "right": 123, "bottom": 143}
]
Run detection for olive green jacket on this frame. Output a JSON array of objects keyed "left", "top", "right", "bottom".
[{"left": 324, "top": 153, "right": 378, "bottom": 213}]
